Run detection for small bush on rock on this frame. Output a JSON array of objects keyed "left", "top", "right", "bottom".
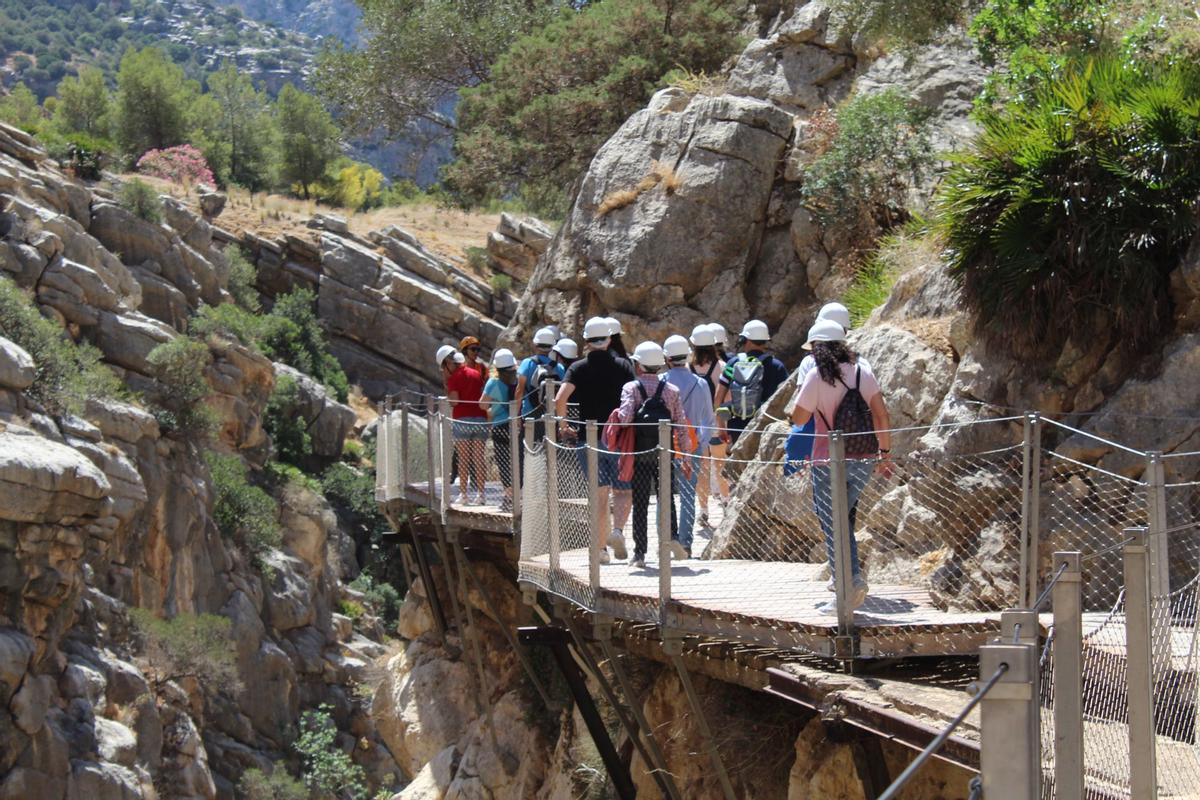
[
  {"left": 226, "top": 247, "right": 261, "bottom": 311},
  {"left": 0, "top": 277, "right": 125, "bottom": 414},
  {"left": 262, "top": 290, "right": 350, "bottom": 403},
  {"left": 129, "top": 608, "right": 240, "bottom": 690},
  {"left": 146, "top": 336, "right": 217, "bottom": 437},
  {"left": 295, "top": 704, "right": 367, "bottom": 800},
  {"left": 119, "top": 178, "right": 164, "bottom": 224},
  {"left": 265, "top": 373, "right": 313, "bottom": 466},
  {"left": 238, "top": 768, "right": 308, "bottom": 800},
  {"left": 801, "top": 89, "right": 934, "bottom": 238},
  {"left": 349, "top": 572, "right": 401, "bottom": 627},
  {"left": 205, "top": 450, "right": 282, "bottom": 561}
]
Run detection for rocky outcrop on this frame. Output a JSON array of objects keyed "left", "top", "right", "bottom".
[
  {"left": 243, "top": 216, "right": 511, "bottom": 397},
  {"left": 485, "top": 213, "right": 553, "bottom": 286},
  {"left": 272, "top": 362, "right": 355, "bottom": 458}
]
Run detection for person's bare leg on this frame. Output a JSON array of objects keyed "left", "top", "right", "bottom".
[
  {"left": 470, "top": 440, "right": 487, "bottom": 503},
  {"left": 455, "top": 440, "right": 470, "bottom": 504},
  {"left": 612, "top": 489, "right": 632, "bottom": 535}
]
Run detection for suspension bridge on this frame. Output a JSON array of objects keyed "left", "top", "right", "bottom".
[{"left": 374, "top": 384, "right": 1200, "bottom": 799}]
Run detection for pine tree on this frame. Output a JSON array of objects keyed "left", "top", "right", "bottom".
[
  {"left": 115, "top": 47, "right": 197, "bottom": 158},
  {"left": 52, "top": 66, "right": 112, "bottom": 138},
  {"left": 275, "top": 84, "right": 340, "bottom": 200}
]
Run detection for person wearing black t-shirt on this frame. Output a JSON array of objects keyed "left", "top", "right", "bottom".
[{"left": 555, "top": 316, "right": 636, "bottom": 563}]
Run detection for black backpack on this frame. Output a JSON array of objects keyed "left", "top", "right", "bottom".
[
  {"left": 634, "top": 380, "right": 671, "bottom": 454},
  {"left": 525, "top": 359, "right": 551, "bottom": 417},
  {"left": 818, "top": 366, "right": 878, "bottom": 457}
]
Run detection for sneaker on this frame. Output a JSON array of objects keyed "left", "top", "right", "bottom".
[
  {"left": 598, "top": 548, "right": 611, "bottom": 565},
  {"left": 631, "top": 555, "right": 646, "bottom": 569},
  {"left": 851, "top": 576, "right": 869, "bottom": 609},
  {"left": 607, "top": 531, "right": 628, "bottom": 560},
  {"left": 668, "top": 540, "right": 688, "bottom": 561},
  {"left": 825, "top": 578, "right": 835, "bottom": 592},
  {"left": 817, "top": 599, "right": 838, "bottom": 616},
  {"left": 699, "top": 511, "right": 709, "bottom": 528}
]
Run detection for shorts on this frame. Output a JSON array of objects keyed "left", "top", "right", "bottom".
[
  {"left": 576, "top": 447, "right": 630, "bottom": 490},
  {"left": 452, "top": 419, "right": 490, "bottom": 441}
]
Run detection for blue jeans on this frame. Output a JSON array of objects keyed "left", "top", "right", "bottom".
[
  {"left": 673, "top": 451, "right": 702, "bottom": 549},
  {"left": 784, "top": 419, "right": 815, "bottom": 476},
  {"left": 811, "top": 461, "right": 875, "bottom": 577}
]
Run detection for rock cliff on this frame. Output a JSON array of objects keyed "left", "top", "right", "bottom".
[{"left": 1, "top": 121, "right": 405, "bottom": 798}]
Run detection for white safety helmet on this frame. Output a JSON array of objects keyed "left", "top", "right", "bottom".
[
  {"left": 818, "top": 302, "right": 852, "bottom": 331},
  {"left": 435, "top": 344, "right": 457, "bottom": 366},
  {"left": 492, "top": 348, "right": 517, "bottom": 369},
  {"left": 453, "top": 351, "right": 465, "bottom": 364},
  {"left": 803, "top": 318, "right": 847, "bottom": 350},
  {"left": 549, "top": 324, "right": 562, "bottom": 341},
  {"left": 689, "top": 324, "right": 716, "bottom": 347},
  {"left": 553, "top": 338, "right": 579, "bottom": 359},
  {"left": 708, "top": 322, "right": 728, "bottom": 345},
  {"left": 583, "top": 316, "right": 612, "bottom": 340},
  {"left": 663, "top": 334, "right": 691, "bottom": 360},
  {"left": 631, "top": 341, "right": 666, "bottom": 368},
  {"left": 739, "top": 319, "right": 771, "bottom": 341},
  {"left": 533, "top": 326, "right": 557, "bottom": 346},
  {"left": 605, "top": 316, "right": 623, "bottom": 336}
]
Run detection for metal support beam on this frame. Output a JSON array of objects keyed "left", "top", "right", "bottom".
[
  {"left": 518, "top": 626, "right": 636, "bottom": 800},
  {"left": 664, "top": 632, "right": 736, "bottom": 800},
  {"left": 407, "top": 519, "right": 448, "bottom": 641},
  {"left": 978, "top": 642, "right": 1038, "bottom": 800},
  {"left": 1124, "top": 527, "right": 1158, "bottom": 800},
  {"left": 1052, "top": 551, "right": 1084, "bottom": 800},
  {"left": 1027, "top": 413, "right": 1043, "bottom": 608},
  {"left": 850, "top": 736, "right": 891, "bottom": 800}
]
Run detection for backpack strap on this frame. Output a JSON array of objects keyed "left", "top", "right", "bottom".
[
  {"left": 653, "top": 380, "right": 666, "bottom": 401},
  {"left": 637, "top": 381, "right": 649, "bottom": 401}
]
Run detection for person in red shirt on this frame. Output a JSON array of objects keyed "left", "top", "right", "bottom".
[{"left": 444, "top": 345, "right": 489, "bottom": 505}]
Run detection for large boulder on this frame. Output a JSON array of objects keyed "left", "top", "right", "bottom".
[
  {"left": 505, "top": 91, "right": 794, "bottom": 349},
  {"left": 0, "top": 427, "right": 111, "bottom": 524},
  {"left": 0, "top": 337, "right": 34, "bottom": 391},
  {"left": 272, "top": 362, "right": 356, "bottom": 459}
]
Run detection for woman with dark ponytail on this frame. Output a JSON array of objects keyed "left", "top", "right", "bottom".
[{"left": 790, "top": 319, "right": 891, "bottom": 616}]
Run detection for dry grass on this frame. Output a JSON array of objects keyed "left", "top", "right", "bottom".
[
  {"left": 114, "top": 173, "right": 501, "bottom": 272},
  {"left": 650, "top": 159, "right": 682, "bottom": 194},
  {"left": 596, "top": 188, "right": 640, "bottom": 216},
  {"left": 667, "top": 67, "right": 727, "bottom": 98}
]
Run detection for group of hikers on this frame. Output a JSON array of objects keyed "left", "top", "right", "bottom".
[{"left": 434, "top": 303, "right": 892, "bottom": 614}]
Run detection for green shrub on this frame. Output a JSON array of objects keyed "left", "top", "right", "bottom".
[
  {"left": 488, "top": 272, "right": 512, "bottom": 293},
  {"left": 465, "top": 246, "right": 488, "bottom": 273},
  {"left": 338, "top": 598, "right": 366, "bottom": 620},
  {"left": 146, "top": 336, "right": 216, "bottom": 437},
  {"left": 0, "top": 277, "right": 124, "bottom": 414},
  {"left": 349, "top": 572, "right": 401, "bottom": 627},
  {"left": 189, "top": 302, "right": 266, "bottom": 348},
  {"left": 937, "top": 56, "right": 1200, "bottom": 356},
  {"left": 128, "top": 608, "right": 239, "bottom": 689},
  {"left": 265, "top": 373, "right": 313, "bottom": 466},
  {"left": 320, "top": 462, "right": 379, "bottom": 520},
  {"left": 801, "top": 89, "right": 934, "bottom": 238},
  {"left": 295, "top": 704, "right": 367, "bottom": 800},
  {"left": 828, "top": 0, "right": 962, "bottom": 48},
  {"left": 205, "top": 450, "right": 282, "bottom": 561},
  {"left": 226, "top": 247, "right": 261, "bottom": 311},
  {"left": 238, "top": 768, "right": 308, "bottom": 800},
  {"left": 341, "top": 438, "right": 365, "bottom": 464},
  {"left": 262, "top": 290, "right": 349, "bottom": 402},
  {"left": 119, "top": 178, "right": 164, "bottom": 224},
  {"left": 843, "top": 251, "right": 898, "bottom": 327}
]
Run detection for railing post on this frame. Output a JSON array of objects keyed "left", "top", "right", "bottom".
[
  {"left": 1052, "top": 551, "right": 1084, "bottom": 800},
  {"left": 546, "top": 411, "right": 561, "bottom": 590},
  {"left": 1145, "top": 451, "right": 1171, "bottom": 680},
  {"left": 1124, "top": 526, "right": 1158, "bottom": 799},
  {"left": 545, "top": 378, "right": 558, "bottom": 422},
  {"left": 1000, "top": 608, "right": 1039, "bottom": 647},
  {"left": 1024, "top": 412, "right": 1043, "bottom": 607},
  {"left": 399, "top": 402, "right": 410, "bottom": 502},
  {"left": 587, "top": 421, "right": 601, "bottom": 596},
  {"left": 978, "top": 641, "right": 1039, "bottom": 800},
  {"left": 509, "top": 398, "right": 522, "bottom": 527},
  {"left": 829, "top": 431, "right": 857, "bottom": 657},
  {"left": 522, "top": 418, "right": 535, "bottom": 557},
  {"left": 658, "top": 419, "right": 672, "bottom": 621},
  {"left": 439, "top": 397, "right": 453, "bottom": 519},
  {"left": 375, "top": 397, "right": 389, "bottom": 502},
  {"left": 426, "top": 396, "right": 437, "bottom": 507}
]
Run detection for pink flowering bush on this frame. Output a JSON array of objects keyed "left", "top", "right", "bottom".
[{"left": 136, "top": 145, "right": 216, "bottom": 187}]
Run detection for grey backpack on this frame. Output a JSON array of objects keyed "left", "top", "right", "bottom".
[{"left": 728, "top": 356, "right": 764, "bottom": 419}]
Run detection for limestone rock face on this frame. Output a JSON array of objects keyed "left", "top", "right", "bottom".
[
  {"left": 273, "top": 362, "right": 356, "bottom": 458},
  {"left": 486, "top": 213, "right": 553, "bottom": 285},
  {"left": 506, "top": 92, "right": 794, "bottom": 350},
  {"left": 0, "top": 336, "right": 34, "bottom": 391}
]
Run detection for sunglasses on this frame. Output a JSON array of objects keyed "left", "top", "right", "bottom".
[
  {"left": 535, "top": 343, "right": 552, "bottom": 350},
  {"left": 466, "top": 346, "right": 481, "bottom": 352},
  {"left": 586, "top": 337, "right": 608, "bottom": 344}
]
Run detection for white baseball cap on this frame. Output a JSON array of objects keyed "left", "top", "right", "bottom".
[
  {"left": 708, "top": 322, "right": 728, "bottom": 344},
  {"left": 631, "top": 341, "right": 666, "bottom": 368},
  {"left": 689, "top": 324, "right": 716, "bottom": 347},
  {"left": 493, "top": 348, "right": 517, "bottom": 369},
  {"left": 818, "top": 302, "right": 852, "bottom": 331},
  {"left": 740, "top": 319, "right": 770, "bottom": 341},
  {"left": 605, "top": 317, "right": 623, "bottom": 335},
  {"left": 435, "top": 345, "right": 457, "bottom": 366},
  {"left": 663, "top": 334, "right": 690, "bottom": 360},
  {"left": 803, "top": 318, "right": 847, "bottom": 350},
  {"left": 553, "top": 338, "right": 578, "bottom": 359},
  {"left": 583, "top": 317, "right": 612, "bottom": 339},
  {"left": 533, "top": 326, "right": 557, "bottom": 346}
]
